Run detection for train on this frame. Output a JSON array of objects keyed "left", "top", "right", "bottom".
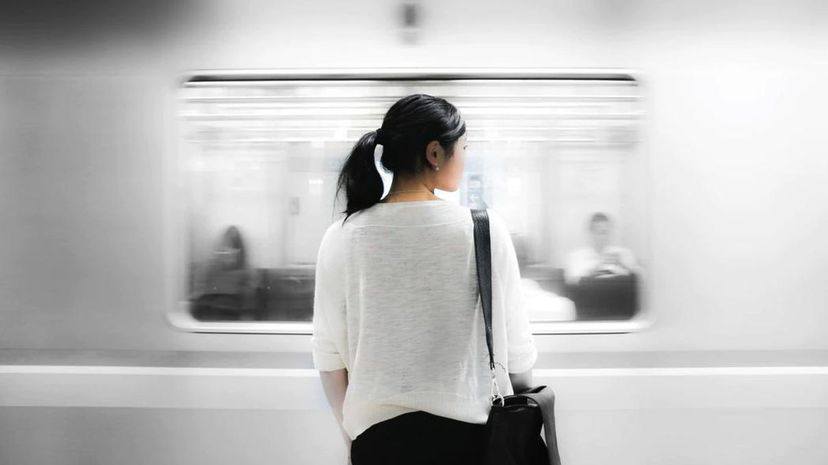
[{"left": 1, "top": 1, "right": 826, "bottom": 464}]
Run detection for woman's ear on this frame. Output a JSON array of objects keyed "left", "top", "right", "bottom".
[{"left": 425, "top": 140, "right": 442, "bottom": 166}]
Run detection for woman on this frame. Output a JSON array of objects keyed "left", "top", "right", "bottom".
[
  {"left": 191, "top": 225, "right": 255, "bottom": 321},
  {"left": 311, "top": 94, "right": 538, "bottom": 465}
]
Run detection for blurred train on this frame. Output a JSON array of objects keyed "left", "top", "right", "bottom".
[{"left": 1, "top": 1, "right": 827, "bottom": 464}]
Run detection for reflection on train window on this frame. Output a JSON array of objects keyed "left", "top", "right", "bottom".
[{"left": 179, "top": 73, "right": 646, "bottom": 325}]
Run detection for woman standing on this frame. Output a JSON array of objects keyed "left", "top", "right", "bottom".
[{"left": 312, "top": 94, "right": 538, "bottom": 465}]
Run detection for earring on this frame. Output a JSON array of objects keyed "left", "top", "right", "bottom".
[{"left": 435, "top": 165, "right": 440, "bottom": 171}]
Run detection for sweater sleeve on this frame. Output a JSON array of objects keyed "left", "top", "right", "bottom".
[
  {"left": 488, "top": 210, "right": 538, "bottom": 374},
  {"left": 311, "top": 223, "right": 348, "bottom": 372}
]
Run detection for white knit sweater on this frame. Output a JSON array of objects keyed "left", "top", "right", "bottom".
[{"left": 311, "top": 199, "right": 538, "bottom": 440}]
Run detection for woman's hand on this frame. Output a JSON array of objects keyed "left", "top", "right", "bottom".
[
  {"left": 509, "top": 369, "right": 533, "bottom": 393},
  {"left": 319, "top": 368, "right": 351, "bottom": 463}
]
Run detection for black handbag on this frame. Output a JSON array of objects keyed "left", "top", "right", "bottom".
[{"left": 471, "top": 209, "right": 562, "bottom": 465}]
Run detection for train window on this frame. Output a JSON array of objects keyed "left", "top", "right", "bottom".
[{"left": 171, "top": 70, "right": 648, "bottom": 334}]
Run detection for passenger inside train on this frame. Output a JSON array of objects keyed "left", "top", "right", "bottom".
[
  {"left": 564, "top": 213, "right": 640, "bottom": 320},
  {"left": 564, "top": 212, "right": 640, "bottom": 283},
  {"left": 190, "top": 225, "right": 257, "bottom": 321}
]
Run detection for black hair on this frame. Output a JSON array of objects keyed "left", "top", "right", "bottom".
[
  {"left": 589, "top": 212, "right": 611, "bottom": 231},
  {"left": 335, "top": 94, "right": 466, "bottom": 224}
]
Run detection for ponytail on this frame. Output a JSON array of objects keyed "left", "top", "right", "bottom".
[
  {"left": 335, "top": 130, "right": 384, "bottom": 224},
  {"left": 335, "top": 94, "right": 466, "bottom": 225}
]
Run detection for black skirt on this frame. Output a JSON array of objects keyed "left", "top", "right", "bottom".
[{"left": 350, "top": 411, "right": 487, "bottom": 465}]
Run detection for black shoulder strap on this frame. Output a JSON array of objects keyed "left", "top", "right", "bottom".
[
  {"left": 471, "top": 209, "right": 496, "bottom": 371},
  {"left": 473, "top": 209, "right": 563, "bottom": 465}
]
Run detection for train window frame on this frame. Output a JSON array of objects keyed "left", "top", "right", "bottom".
[{"left": 167, "top": 68, "right": 654, "bottom": 335}]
